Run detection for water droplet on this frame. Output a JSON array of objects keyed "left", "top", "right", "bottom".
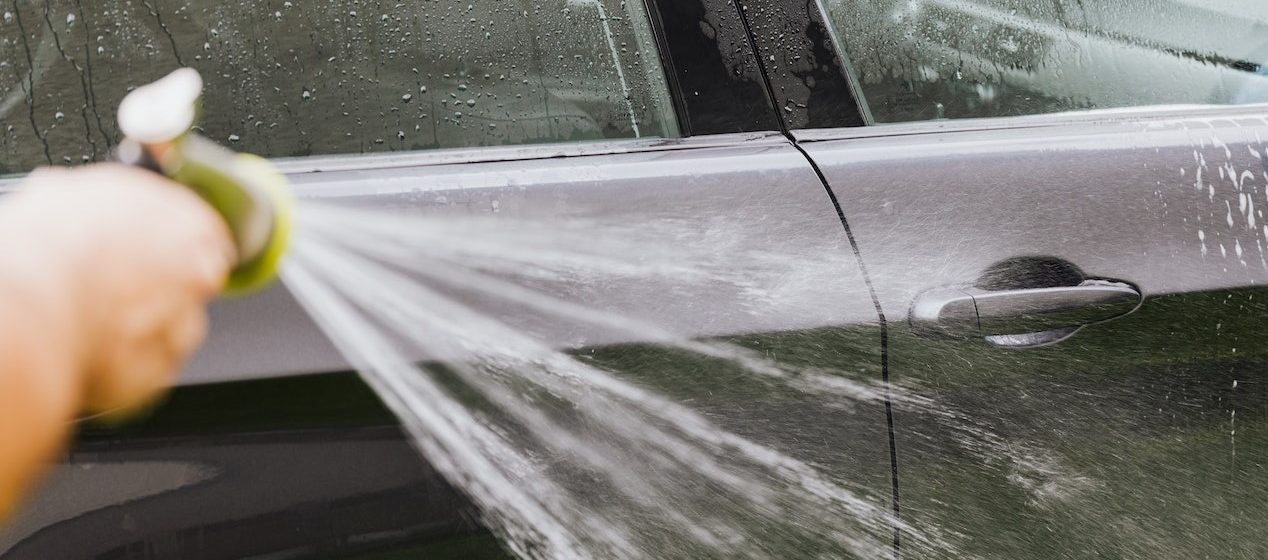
[
  {"left": 228, "top": 134, "right": 241, "bottom": 142},
  {"left": 2, "top": 12, "right": 12, "bottom": 24},
  {"left": 302, "top": 89, "right": 312, "bottom": 100},
  {"left": 402, "top": 93, "right": 413, "bottom": 102},
  {"left": 466, "top": 99, "right": 476, "bottom": 107},
  {"left": 66, "top": 13, "right": 76, "bottom": 25},
  {"left": 458, "top": 84, "right": 469, "bottom": 91},
  {"left": 54, "top": 111, "right": 65, "bottom": 120}
]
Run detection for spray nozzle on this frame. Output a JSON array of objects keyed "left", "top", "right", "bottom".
[
  {"left": 118, "top": 68, "right": 203, "bottom": 145},
  {"left": 116, "top": 69, "right": 293, "bottom": 295}
]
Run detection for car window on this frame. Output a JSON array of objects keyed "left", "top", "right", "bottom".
[
  {"left": 0, "top": 0, "right": 679, "bottom": 175},
  {"left": 819, "top": 0, "right": 1268, "bottom": 123}
]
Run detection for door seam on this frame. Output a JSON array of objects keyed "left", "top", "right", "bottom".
[
  {"left": 793, "top": 140, "right": 902, "bottom": 559},
  {"left": 731, "top": 2, "right": 903, "bottom": 557}
]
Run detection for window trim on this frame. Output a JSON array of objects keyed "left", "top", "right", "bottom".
[
  {"left": 0, "top": 132, "right": 788, "bottom": 191},
  {"left": 790, "top": 101, "right": 1268, "bottom": 143},
  {"left": 271, "top": 132, "right": 785, "bottom": 176}
]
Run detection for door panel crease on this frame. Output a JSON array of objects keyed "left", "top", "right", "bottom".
[{"left": 734, "top": 0, "right": 903, "bottom": 555}]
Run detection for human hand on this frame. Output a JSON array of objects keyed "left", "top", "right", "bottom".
[
  {"left": 5, "top": 163, "right": 235, "bottom": 415},
  {"left": 0, "top": 163, "right": 233, "bottom": 520}
]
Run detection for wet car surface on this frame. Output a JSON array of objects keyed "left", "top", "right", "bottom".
[{"left": 3, "top": 1, "right": 1268, "bottom": 558}]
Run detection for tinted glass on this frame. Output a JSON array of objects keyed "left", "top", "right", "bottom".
[
  {"left": 0, "top": 0, "right": 678, "bottom": 174},
  {"left": 649, "top": 0, "right": 782, "bottom": 135},
  {"left": 821, "top": 0, "right": 1268, "bottom": 123}
]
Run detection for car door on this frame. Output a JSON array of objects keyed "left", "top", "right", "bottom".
[
  {"left": 0, "top": 1, "right": 896, "bottom": 558},
  {"left": 741, "top": 0, "right": 1268, "bottom": 558}
]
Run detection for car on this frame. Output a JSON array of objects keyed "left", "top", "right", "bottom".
[{"left": 2, "top": 0, "right": 1267, "bottom": 558}]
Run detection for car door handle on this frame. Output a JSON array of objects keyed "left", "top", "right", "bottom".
[{"left": 911, "top": 281, "right": 1142, "bottom": 346}]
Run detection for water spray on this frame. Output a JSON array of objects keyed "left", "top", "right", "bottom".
[{"left": 116, "top": 68, "right": 294, "bottom": 295}]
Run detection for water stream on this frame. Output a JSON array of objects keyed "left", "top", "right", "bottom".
[{"left": 278, "top": 202, "right": 1069, "bottom": 560}]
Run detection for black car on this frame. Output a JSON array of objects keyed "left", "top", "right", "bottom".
[{"left": 3, "top": 0, "right": 1268, "bottom": 558}]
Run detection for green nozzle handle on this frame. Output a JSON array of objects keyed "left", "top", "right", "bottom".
[
  {"left": 117, "top": 69, "right": 294, "bottom": 295},
  {"left": 160, "top": 140, "right": 294, "bottom": 295}
]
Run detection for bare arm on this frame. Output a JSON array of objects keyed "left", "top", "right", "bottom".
[{"left": 0, "top": 164, "right": 233, "bottom": 520}]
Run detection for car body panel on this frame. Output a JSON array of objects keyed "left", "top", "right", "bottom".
[
  {"left": 4, "top": 372, "right": 510, "bottom": 559},
  {"left": 798, "top": 103, "right": 1268, "bottom": 558},
  {"left": 183, "top": 133, "right": 879, "bottom": 384},
  {"left": 1, "top": 132, "right": 897, "bottom": 558},
  {"left": 4, "top": 0, "right": 1268, "bottom": 557}
]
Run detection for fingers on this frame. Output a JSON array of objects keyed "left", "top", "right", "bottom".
[
  {"left": 79, "top": 291, "right": 211, "bottom": 416},
  {"left": 24, "top": 164, "right": 235, "bottom": 416},
  {"left": 167, "top": 305, "right": 210, "bottom": 361},
  {"left": 190, "top": 222, "right": 234, "bottom": 297}
]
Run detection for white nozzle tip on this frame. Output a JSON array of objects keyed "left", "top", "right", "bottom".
[{"left": 118, "top": 68, "right": 203, "bottom": 144}]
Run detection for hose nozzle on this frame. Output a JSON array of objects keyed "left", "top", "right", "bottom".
[{"left": 117, "top": 69, "right": 293, "bottom": 295}]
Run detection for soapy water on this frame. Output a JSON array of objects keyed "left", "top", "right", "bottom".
[{"left": 279, "top": 202, "right": 1079, "bottom": 559}]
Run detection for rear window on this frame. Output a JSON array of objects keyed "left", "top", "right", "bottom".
[
  {"left": 0, "top": 0, "right": 679, "bottom": 174},
  {"left": 821, "top": 0, "right": 1268, "bottom": 123}
]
